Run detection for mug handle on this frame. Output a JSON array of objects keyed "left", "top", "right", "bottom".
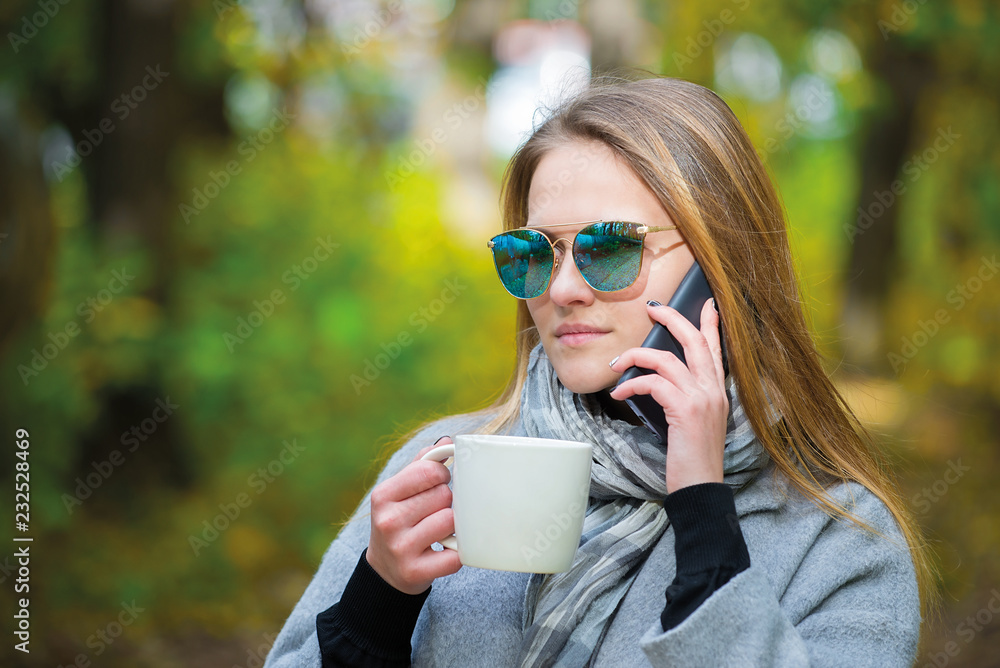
[{"left": 420, "top": 444, "right": 458, "bottom": 551}]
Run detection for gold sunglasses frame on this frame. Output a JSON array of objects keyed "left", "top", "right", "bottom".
[{"left": 486, "top": 219, "right": 679, "bottom": 298}]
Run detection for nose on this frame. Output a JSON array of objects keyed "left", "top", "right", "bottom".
[{"left": 547, "top": 240, "right": 595, "bottom": 307}]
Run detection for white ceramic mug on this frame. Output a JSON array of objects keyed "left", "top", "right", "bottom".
[{"left": 420, "top": 433, "right": 593, "bottom": 573}]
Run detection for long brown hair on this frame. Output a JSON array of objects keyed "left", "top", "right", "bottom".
[{"left": 391, "top": 73, "right": 936, "bottom": 620}]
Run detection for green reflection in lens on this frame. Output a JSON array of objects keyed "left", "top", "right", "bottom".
[
  {"left": 575, "top": 222, "right": 643, "bottom": 291},
  {"left": 490, "top": 229, "right": 553, "bottom": 299}
]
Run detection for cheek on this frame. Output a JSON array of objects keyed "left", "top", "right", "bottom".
[
  {"left": 525, "top": 300, "right": 552, "bottom": 333},
  {"left": 618, "top": 311, "right": 654, "bottom": 348},
  {"left": 525, "top": 303, "right": 541, "bottom": 331},
  {"left": 637, "top": 320, "right": 659, "bottom": 348}
]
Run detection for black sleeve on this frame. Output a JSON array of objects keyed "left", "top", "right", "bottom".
[
  {"left": 316, "top": 549, "right": 430, "bottom": 667},
  {"left": 660, "top": 482, "right": 751, "bottom": 631}
]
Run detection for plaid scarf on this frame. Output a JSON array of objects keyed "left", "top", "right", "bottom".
[{"left": 517, "top": 343, "right": 772, "bottom": 667}]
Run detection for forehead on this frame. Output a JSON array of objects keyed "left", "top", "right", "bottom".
[{"left": 524, "top": 140, "right": 657, "bottom": 229}]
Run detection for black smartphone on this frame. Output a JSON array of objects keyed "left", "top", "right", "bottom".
[{"left": 613, "top": 261, "right": 728, "bottom": 444}]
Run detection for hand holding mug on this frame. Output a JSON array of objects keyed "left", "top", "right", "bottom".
[
  {"left": 366, "top": 437, "right": 463, "bottom": 595},
  {"left": 419, "top": 434, "right": 593, "bottom": 573}
]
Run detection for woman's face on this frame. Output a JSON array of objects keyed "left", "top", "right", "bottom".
[{"left": 524, "top": 140, "right": 695, "bottom": 394}]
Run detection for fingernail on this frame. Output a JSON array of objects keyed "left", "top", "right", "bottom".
[
  {"left": 433, "top": 435, "right": 450, "bottom": 445},
  {"left": 646, "top": 300, "right": 662, "bottom": 307},
  {"left": 609, "top": 355, "right": 620, "bottom": 368},
  {"left": 711, "top": 298, "right": 718, "bottom": 313}
]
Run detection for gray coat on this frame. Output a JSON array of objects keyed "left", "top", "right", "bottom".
[{"left": 265, "top": 411, "right": 921, "bottom": 667}]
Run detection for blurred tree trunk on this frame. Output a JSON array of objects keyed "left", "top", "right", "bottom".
[
  {"left": 39, "top": 0, "right": 228, "bottom": 489},
  {"left": 841, "top": 43, "right": 934, "bottom": 373},
  {"left": 0, "top": 119, "right": 56, "bottom": 359}
]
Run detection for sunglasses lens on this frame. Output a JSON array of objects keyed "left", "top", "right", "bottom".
[
  {"left": 490, "top": 230, "right": 553, "bottom": 299},
  {"left": 574, "top": 222, "right": 644, "bottom": 291}
]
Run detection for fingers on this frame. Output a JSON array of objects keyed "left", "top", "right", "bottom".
[
  {"left": 607, "top": 300, "right": 729, "bottom": 497},
  {"left": 409, "top": 506, "right": 460, "bottom": 553},
  {"left": 366, "top": 525, "right": 462, "bottom": 595},
  {"left": 646, "top": 301, "right": 719, "bottom": 380},
  {"left": 367, "top": 438, "right": 461, "bottom": 594},
  {"left": 377, "top": 434, "right": 455, "bottom": 541},
  {"left": 414, "top": 445, "right": 439, "bottom": 460},
  {"left": 375, "top": 458, "right": 451, "bottom": 505},
  {"left": 609, "top": 301, "right": 722, "bottom": 389},
  {"left": 379, "top": 480, "right": 454, "bottom": 532},
  {"left": 608, "top": 299, "right": 726, "bottom": 406},
  {"left": 414, "top": 435, "right": 453, "bottom": 461},
  {"left": 376, "top": 504, "right": 458, "bottom": 564},
  {"left": 396, "top": 536, "right": 464, "bottom": 585},
  {"left": 609, "top": 346, "right": 694, "bottom": 394},
  {"left": 608, "top": 370, "right": 684, "bottom": 407},
  {"left": 699, "top": 298, "right": 726, "bottom": 386}
]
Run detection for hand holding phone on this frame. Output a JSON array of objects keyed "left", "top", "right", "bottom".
[{"left": 612, "top": 261, "right": 728, "bottom": 443}]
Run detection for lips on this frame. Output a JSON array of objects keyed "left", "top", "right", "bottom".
[
  {"left": 554, "top": 323, "right": 610, "bottom": 338},
  {"left": 554, "top": 323, "right": 610, "bottom": 346}
]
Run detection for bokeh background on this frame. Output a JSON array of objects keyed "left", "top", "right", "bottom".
[{"left": 0, "top": 0, "right": 998, "bottom": 665}]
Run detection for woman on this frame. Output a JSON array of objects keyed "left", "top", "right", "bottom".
[{"left": 265, "top": 75, "right": 934, "bottom": 667}]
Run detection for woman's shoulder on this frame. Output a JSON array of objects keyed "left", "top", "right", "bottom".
[
  {"left": 825, "top": 477, "right": 906, "bottom": 534},
  {"left": 742, "top": 462, "right": 919, "bottom": 605},
  {"left": 747, "top": 459, "right": 912, "bottom": 557}
]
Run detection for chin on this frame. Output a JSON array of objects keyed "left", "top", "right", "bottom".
[{"left": 553, "top": 366, "right": 616, "bottom": 395}]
